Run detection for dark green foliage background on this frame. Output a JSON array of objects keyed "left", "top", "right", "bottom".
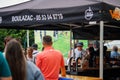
[{"left": 0, "top": 29, "right": 34, "bottom": 52}]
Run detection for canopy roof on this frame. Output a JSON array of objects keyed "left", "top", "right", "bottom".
[
  {"left": 0, "top": 0, "right": 120, "bottom": 39},
  {"left": 73, "top": 22, "right": 120, "bottom": 40}
]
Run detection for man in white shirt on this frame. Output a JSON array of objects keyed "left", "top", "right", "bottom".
[
  {"left": 71, "top": 42, "right": 86, "bottom": 60},
  {"left": 71, "top": 42, "right": 88, "bottom": 69},
  {"left": 31, "top": 43, "right": 39, "bottom": 64}
]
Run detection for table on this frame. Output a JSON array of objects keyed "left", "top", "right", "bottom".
[
  {"left": 66, "top": 66, "right": 120, "bottom": 80},
  {"left": 60, "top": 75, "right": 102, "bottom": 80}
]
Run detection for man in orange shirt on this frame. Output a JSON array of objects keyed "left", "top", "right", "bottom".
[{"left": 36, "top": 35, "right": 66, "bottom": 80}]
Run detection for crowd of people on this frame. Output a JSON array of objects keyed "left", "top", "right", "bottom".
[
  {"left": 67, "top": 40, "right": 120, "bottom": 70},
  {"left": 0, "top": 35, "right": 66, "bottom": 80},
  {"left": 1, "top": 35, "right": 120, "bottom": 80}
]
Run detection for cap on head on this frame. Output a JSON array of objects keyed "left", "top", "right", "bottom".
[
  {"left": 31, "top": 44, "right": 38, "bottom": 50},
  {"left": 93, "top": 41, "right": 99, "bottom": 48},
  {"left": 76, "top": 42, "right": 83, "bottom": 47}
]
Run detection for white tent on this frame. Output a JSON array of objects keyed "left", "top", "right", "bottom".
[{"left": 104, "top": 40, "right": 120, "bottom": 49}]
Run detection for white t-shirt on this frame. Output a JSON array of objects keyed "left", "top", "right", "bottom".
[
  {"left": 32, "top": 50, "right": 40, "bottom": 64},
  {"left": 71, "top": 48, "right": 86, "bottom": 60}
]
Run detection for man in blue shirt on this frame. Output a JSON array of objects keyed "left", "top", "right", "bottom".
[{"left": 110, "top": 46, "right": 120, "bottom": 58}]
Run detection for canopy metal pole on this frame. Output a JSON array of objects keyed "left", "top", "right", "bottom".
[
  {"left": 70, "top": 29, "right": 72, "bottom": 52},
  {"left": 99, "top": 21, "right": 104, "bottom": 79},
  {"left": 27, "top": 30, "right": 29, "bottom": 47},
  {"left": 70, "top": 25, "right": 73, "bottom": 56},
  {"left": 70, "top": 26, "right": 75, "bottom": 59}
]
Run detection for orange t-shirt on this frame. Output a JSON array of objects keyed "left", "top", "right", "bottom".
[{"left": 36, "top": 46, "right": 65, "bottom": 80}]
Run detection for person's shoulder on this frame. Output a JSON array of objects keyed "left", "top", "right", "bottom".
[
  {"left": 33, "top": 50, "right": 39, "bottom": 54},
  {"left": 0, "top": 52, "right": 3, "bottom": 63},
  {"left": 0, "top": 51, "right": 2, "bottom": 56},
  {"left": 82, "top": 49, "right": 86, "bottom": 51},
  {"left": 111, "top": 51, "right": 115, "bottom": 54},
  {"left": 26, "top": 61, "right": 41, "bottom": 72},
  {"left": 36, "top": 51, "right": 44, "bottom": 59},
  {"left": 26, "top": 61, "right": 44, "bottom": 80},
  {"left": 33, "top": 51, "right": 41, "bottom": 56},
  {"left": 0, "top": 52, "right": 4, "bottom": 61},
  {"left": 0, "top": 51, "right": 3, "bottom": 55},
  {"left": 52, "top": 49, "right": 63, "bottom": 57},
  {"left": 74, "top": 48, "right": 77, "bottom": 50},
  {"left": 54, "top": 49, "right": 61, "bottom": 52},
  {"left": 27, "top": 61, "right": 33, "bottom": 66},
  {"left": 37, "top": 51, "right": 44, "bottom": 55},
  {"left": 81, "top": 49, "right": 86, "bottom": 53},
  {"left": 54, "top": 49, "right": 62, "bottom": 54},
  {"left": 27, "top": 61, "right": 38, "bottom": 70}
]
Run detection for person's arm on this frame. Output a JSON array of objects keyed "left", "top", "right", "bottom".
[
  {"left": 67, "top": 51, "right": 71, "bottom": 59},
  {"left": 36, "top": 54, "right": 42, "bottom": 69},
  {"left": 0, "top": 53, "right": 12, "bottom": 80},
  {"left": 0, "top": 77, "right": 12, "bottom": 80},
  {"left": 60, "top": 66, "right": 66, "bottom": 77},
  {"left": 60, "top": 55, "right": 66, "bottom": 77},
  {"left": 28, "top": 61, "right": 45, "bottom": 80},
  {"left": 34, "top": 67, "right": 45, "bottom": 80}
]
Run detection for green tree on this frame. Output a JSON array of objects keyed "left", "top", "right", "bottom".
[{"left": 0, "top": 29, "right": 34, "bottom": 52}]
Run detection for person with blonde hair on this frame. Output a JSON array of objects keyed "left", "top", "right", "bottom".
[{"left": 5, "top": 39, "right": 44, "bottom": 80}]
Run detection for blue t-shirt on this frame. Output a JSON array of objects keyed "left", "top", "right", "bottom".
[
  {"left": 110, "top": 51, "right": 120, "bottom": 58},
  {"left": 0, "top": 52, "right": 11, "bottom": 77}
]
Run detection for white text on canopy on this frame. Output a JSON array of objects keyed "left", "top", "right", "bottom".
[{"left": 12, "top": 14, "right": 63, "bottom": 22}]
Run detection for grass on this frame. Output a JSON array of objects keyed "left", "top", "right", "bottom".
[
  {"left": 34, "top": 31, "right": 88, "bottom": 58},
  {"left": 53, "top": 33, "right": 70, "bottom": 58},
  {"left": 35, "top": 31, "right": 70, "bottom": 58}
]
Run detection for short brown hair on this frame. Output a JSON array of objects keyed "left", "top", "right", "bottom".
[{"left": 43, "top": 35, "right": 52, "bottom": 45}]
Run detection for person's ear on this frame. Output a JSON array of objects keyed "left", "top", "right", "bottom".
[
  {"left": 42, "top": 42, "right": 44, "bottom": 45},
  {"left": 42, "top": 42, "right": 46, "bottom": 46}
]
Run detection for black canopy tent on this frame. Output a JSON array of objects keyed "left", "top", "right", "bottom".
[
  {"left": 0, "top": 0, "right": 100, "bottom": 30},
  {"left": 0, "top": 0, "right": 107, "bottom": 30},
  {"left": 0, "top": 0, "right": 119, "bottom": 37},
  {"left": 0, "top": 0, "right": 120, "bottom": 79},
  {"left": 72, "top": 22, "right": 120, "bottom": 40}
]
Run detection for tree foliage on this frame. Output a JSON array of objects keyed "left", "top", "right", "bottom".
[{"left": 0, "top": 29, "right": 34, "bottom": 52}]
